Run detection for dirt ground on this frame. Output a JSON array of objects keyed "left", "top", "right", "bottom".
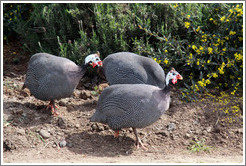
[{"left": 2, "top": 42, "right": 244, "bottom": 164}]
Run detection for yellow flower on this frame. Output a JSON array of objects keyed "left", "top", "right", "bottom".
[
  {"left": 212, "top": 73, "right": 218, "bottom": 78},
  {"left": 207, "top": 60, "right": 211, "bottom": 63},
  {"left": 225, "top": 36, "right": 229, "bottom": 40},
  {"left": 192, "top": 45, "right": 197, "bottom": 50},
  {"left": 196, "top": 26, "right": 200, "bottom": 32},
  {"left": 205, "top": 79, "right": 211, "bottom": 84},
  {"left": 208, "top": 47, "right": 213, "bottom": 54},
  {"left": 226, "top": 19, "right": 230, "bottom": 22},
  {"left": 185, "top": 22, "right": 190, "bottom": 29},
  {"left": 199, "top": 46, "right": 204, "bottom": 51},
  {"left": 197, "top": 59, "right": 200, "bottom": 65},
  {"left": 238, "top": 37, "right": 243, "bottom": 41},
  {"left": 163, "top": 59, "right": 168, "bottom": 64},
  {"left": 220, "top": 16, "right": 226, "bottom": 22},
  {"left": 187, "top": 15, "right": 191, "bottom": 19},
  {"left": 234, "top": 52, "right": 243, "bottom": 61},
  {"left": 229, "top": 31, "right": 236, "bottom": 35},
  {"left": 198, "top": 81, "right": 204, "bottom": 87},
  {"left": 165, "top": 50, "right": 168, "bottom": 53},
  {"left": 173, "top": 4, "right": 178, "bottom": 8},
  {"left": 209, "top": 18, "right": 213, "bottom": 21}
]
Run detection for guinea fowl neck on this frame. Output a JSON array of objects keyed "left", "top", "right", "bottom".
[{"left": 79, "top": 63, "right": 89, "bottom": 75}]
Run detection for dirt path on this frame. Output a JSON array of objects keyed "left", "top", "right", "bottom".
[{"left": 3, "top": 147, "right": 243, "bottom": 163}]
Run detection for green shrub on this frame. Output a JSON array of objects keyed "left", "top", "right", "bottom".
[
  {"left": 3, "top": 3, "right": 32, "bottom": 43},
  {"left": 138, "top": 3, "right": 243, "bottom": 101},
  {"left": 4, "top": 3, "right": 243, "bottom": 102}
]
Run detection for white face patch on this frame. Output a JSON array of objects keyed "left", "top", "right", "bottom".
[
  {"left": 165, "top": 68, "right": 182, "bottom": 86},
  {"left": 84, "top": 53, "right": 102, "bottom": 67}
]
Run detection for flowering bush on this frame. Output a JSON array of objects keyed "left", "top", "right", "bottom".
[
  {"left": 139, "top": 3, "right": 243, "bottom": 101},
  {"left": 3, "top": 3, "right": 32, "bottom": 43}
]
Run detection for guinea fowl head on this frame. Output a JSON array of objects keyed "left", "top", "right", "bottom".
[
  {"left": 84, "top": 52, "right": 103, "bottom": 68},
  {"left": 165, "top": 68, "right": 183, "bottom": 86}
]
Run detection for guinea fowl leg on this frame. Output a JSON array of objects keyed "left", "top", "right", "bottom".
[
  {"left": 47, "top": 100, "right": 59, "bottom": 116},
  {"left": 133, "top": 128, "right": 147, "bottom": 150},
  {"left": 114, "top": 130, "right": 120, "bottom": 138}
]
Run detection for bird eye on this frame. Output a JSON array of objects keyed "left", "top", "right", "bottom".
[
  {"left": 172, "top": 73, "right": 175, "bottom": 76},
  {"left": 89, "top": 61, "right": 92, "bottom": 64},
  {"left": 96, "top": 58, "right": 99, "bottom": 61}
]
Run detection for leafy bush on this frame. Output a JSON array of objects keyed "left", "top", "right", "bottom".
[
  {"left": 3, "top": 3, "right": 32, "bottom": 43},
  {"left": 138, "top": 3, "right": 243, "bottom": 101},
  {"left": 4, "top": 3, "right": 243, "bottom": 102}
]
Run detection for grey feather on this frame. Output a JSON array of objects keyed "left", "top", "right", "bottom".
[
  {"left": 103, "top": 52, "right": 165, "bottom": 88},
  {"left": 90, "top": 84, "right": 171, "bottom": 130},
  {"left": 23, "top": 53, "right": 88, "bottom": 101}
]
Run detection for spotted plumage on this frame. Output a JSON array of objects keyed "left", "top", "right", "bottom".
[
  {"left": 23, "top": 52, "right": 102, "bottom": 115},
  {"left": 102, "top": 52, "right": 166, "bottom": 88},
  {"left": 90, "top": 68, "right": 183, "bottom": 148}
]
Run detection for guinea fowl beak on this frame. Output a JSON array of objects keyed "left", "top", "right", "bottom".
[
  {"left": 177, "top": 74, "right": 183, "bottom": 80},
  {"left": 97, "top": 61, "right": 103, "bottom": 67}
]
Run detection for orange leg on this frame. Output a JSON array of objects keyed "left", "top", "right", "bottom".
[
  {"left": 47, "top": 100, "right": 59, "bottom": 116},
  {"left": 114, "top": 130, "right": 119, "bottom": 138}
]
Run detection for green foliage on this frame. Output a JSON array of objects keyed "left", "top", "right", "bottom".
[
  {"left": 3, "top": 3, "right": 32, "bottom": 43},
  {"left": 139, "top": 3, "right": 243, "bottom": 101},
  {"left": 188, "top": 139, "right": 213, "bottom": 153},
  {"left": 4, "top": 3, "right": 243, "bottom": 102}
]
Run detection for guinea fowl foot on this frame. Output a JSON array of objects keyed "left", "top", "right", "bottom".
[
  {"left": 133, "top": 128, "right": 148, "bottom": 150},
  {"left": 47, "top": 101, "right": 59, "bottom": 116},
  {"left": 135, "top": 138, "right": 148, "bottom": 150}
]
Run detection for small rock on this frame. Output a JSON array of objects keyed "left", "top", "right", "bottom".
[
  {"left": 156, "top": 131, "right": 168, "bottom": 137},
  {"left": 185, "top": 133, "right": 191, "bottom": 139},
  {"left": 59, "top": 101, "right": 66, "bottom": 106},
  {"left": 91, "top": 124, "right": 98, "bottom": 131},
  {"left": 98, "top": 126, "right": 104, "bottom": 131},
  {"left": 80, "top": 90, "right": 92, "bottom": 100},
  {"left": 58, "top": 117, "right": 67, "bottom": 129},
  {"left": 206, "top": 126, "right": 213, "bottom": 133},
  {"left": 52, "top": 143, "right": 57, "bottom": 148},
  {"left": 39, "top": 129, "right": 50, "bottom": 139},
  {"left": 167, "top": 123, "right": 176, "bottom": 131},
  {"left": 59, "top": 140, "right": 67, "bottom": 147},
  {"left": 75, "top": 124, "right": 80, "bottom": 128}
]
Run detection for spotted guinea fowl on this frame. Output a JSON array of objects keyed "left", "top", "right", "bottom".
[
  {"left": 100, "top": 52, "right": 165, "bottom": 88},
  {"left": 90, "top": 68, "right": 182, "bottom": 148},
  {"left": 22, "top": 52, "right": 102, "bottom": 115}
]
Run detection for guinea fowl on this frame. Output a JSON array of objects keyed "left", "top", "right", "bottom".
[
  {"left": 22, "top": 52, "right": 102, "bottom": 115},
  {"left": 100, "top": 52, "right": 166, "bottom": 88},
  {"left": 90, "top": 68, "right": 183, "bottom": 148}
]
